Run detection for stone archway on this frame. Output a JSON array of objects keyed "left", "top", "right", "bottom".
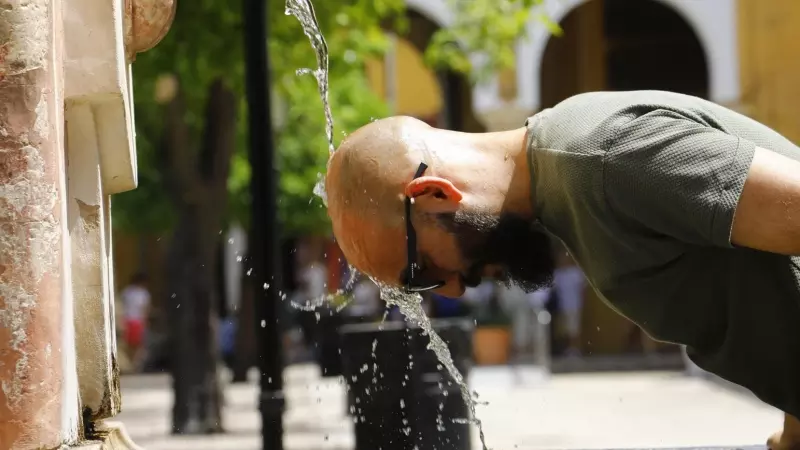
[
  {"left": 540, "top": 0, "right": 710, "bottom": 109},
  {"left": 363, "top": 8, "right": 485, "bottom": 132},
  {"left": 514, "top": 0, "right": 739, "bottom": 114}
]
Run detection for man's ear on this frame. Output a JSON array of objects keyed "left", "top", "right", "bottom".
[{"left": 404, "top": 176, "right": 463, "bottom": 213}]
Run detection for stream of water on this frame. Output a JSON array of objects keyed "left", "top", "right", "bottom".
[{"left": 284, "top": 0, "right": 490, "bottom": 448}]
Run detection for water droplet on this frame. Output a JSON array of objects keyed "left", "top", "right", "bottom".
[{"left": 261, "top": 320, "right": 266, "bottom": 328}]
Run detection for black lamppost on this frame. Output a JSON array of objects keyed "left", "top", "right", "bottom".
[{"left": 242, "top": 0, "right": 285, "bottom": 448}]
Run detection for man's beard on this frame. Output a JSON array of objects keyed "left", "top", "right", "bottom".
[{"left": 437, "top": 210, "right": 556, "bottom": 293}]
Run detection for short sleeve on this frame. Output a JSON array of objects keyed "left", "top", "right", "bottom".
[{"left": 603, "top": 109, "right": 757, "bottom": 248}]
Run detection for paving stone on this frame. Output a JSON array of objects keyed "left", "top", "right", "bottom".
[{"left": 115, "top": 364, "right": 783, "bottom": 450}]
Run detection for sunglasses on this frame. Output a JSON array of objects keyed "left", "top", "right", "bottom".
[{"left": 401, "top": 162, "right": 446, "bottom": 294}]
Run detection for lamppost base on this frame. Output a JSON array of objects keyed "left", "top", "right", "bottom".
[{"left": 260, "top": 390, "right": 286, "bottom": 450}]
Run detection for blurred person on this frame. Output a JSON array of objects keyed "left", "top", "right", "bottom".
[
  {"left": 325, "top": 90, "right": 800, "bottom": 448},
  {"left": 553, "top": 252, "right": 586, "bottom": 357},
  {"left": 300, "top": 259, "right": 328, "bottom": 302},
  {"left": 528, "top": 286, "right": 552, "bottom": 312},
  {"left": 346, "top": 275, "right": 381, "bottom": 321},
  {"left": 295, "top": 260, "right": 328, "bottom": 347},
  {"left": 120, "top": 272, "right": 151, "bottom": 372},
  {"left": 528, "top": 286, "right": 555, "bottom": 359},
  {"left": 497, "top": 278, "right": 531, "bottom": 355},
  {"left": 219, "top": 315, "right": 237, "bottom": 369}
]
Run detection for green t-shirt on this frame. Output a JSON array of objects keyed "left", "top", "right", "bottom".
[{"left": 527, "top": 90, "right": 800, "bottom": 417}]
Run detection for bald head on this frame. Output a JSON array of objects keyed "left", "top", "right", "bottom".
[
  {"left": 326, "top": 116, "right": 432, "bottom": 226},
  {"left": 323, "top": 116, "right": 441, "bottom": 286}
]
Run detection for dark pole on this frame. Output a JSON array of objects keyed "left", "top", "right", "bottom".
[
  {"left": 438, "top": 71, "right": 463, "bottom": 131},
  {"left": 242, "top": 0, "right": 285, "bottom": 448}
]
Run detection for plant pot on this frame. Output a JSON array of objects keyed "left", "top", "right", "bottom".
[{"left": 472, "top": 326, "right": 511, "bottom": 365}]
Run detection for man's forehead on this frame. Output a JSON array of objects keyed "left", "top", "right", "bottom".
[{"left": 333, "top": 211, "right": 405, "bottom": 287}]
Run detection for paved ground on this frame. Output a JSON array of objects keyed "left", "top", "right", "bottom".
[{"left": 115, "top": 364, "right": 783, "bottom": 450}]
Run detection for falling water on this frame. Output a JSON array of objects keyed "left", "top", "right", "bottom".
[
  {"left": 284, "top": 1, "right": 489, "bottom": 448},
  {"left": 284, "top": 0, "right": 335, "bottom": 156},
  {"left": 284, "top": 0, "right": 334, "bottom": 207},
  {"left": 377, "top": 282, "right": 490, "bottom": 449}
]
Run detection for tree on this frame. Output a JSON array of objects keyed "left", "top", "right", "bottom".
[
  {"left": 115, "top": 0, "right": 554, "bottom": 435},
  {"left": 120, "top": 1, "right": 246, "bottom": 434}
]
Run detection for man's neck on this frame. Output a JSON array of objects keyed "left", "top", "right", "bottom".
[
  {"left": 434, "top": 126, "right": 535, "bottom": 218},
  {"left": 476, "top": 127, "right": 534, "bottom": 218}
]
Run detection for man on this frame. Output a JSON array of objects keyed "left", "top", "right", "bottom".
[
  {"left": 120, "top": 272, "right": 151, "bottom": 372},
  {"left": 552, "top": 251, "right": 586, "bottom": 357},
  {"left": 325, "top": 90, "right": 800, "bottom": 448}
]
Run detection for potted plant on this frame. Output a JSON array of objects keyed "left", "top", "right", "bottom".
[{"left": 472, "top": 287, "right": 513, "bottom": 365}]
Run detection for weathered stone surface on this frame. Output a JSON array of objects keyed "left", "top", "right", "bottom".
[
  {"left": 0, "top": 1, "right": 72, "bottom": 447},
  {"left": 124, "top": 0, "right": 177, "bottom": 58}
]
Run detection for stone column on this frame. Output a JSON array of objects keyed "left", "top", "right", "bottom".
[
  {"left": 0, "top": 0, "right": 175, "bottom": 447},
  {"left": 0, "top": 0, "right": 81, "bottom": 448},
  {"left": 63, "top": 0, "right": 176, "bottom": 425}
]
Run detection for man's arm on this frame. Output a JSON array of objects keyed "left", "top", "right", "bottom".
[{"left": 731, "top": 147, "right": 800, "bottom": 255}]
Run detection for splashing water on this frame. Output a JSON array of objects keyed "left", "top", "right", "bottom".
[
  {"left": 285, "top": 1, "right": 489, "bottom": 448},
  {"left": 284, "top": 0, "right": 335, "bottom": 157},
  {"left": 377, "top": 282, "right": 489, "bottom": 450},
  {"left": 288, "top": 263, "right": 359, "bottom": 312},
  {"left": 284, "top": 0, "right": 331, "bottom": 207},
  {"left": 313, "top": 173, "right": 328, "bottom": 207}
]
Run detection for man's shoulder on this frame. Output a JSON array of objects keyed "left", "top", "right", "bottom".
[
  {"left": 530, "top": 90, "right": 718, "bottom": 133},
  {"left": 551, "top": 90, "right": 712, "bottom": 112},
  {"left": 526, "top": 90, "right": 686, "bottom": 155}
]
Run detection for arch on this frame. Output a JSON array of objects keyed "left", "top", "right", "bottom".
[
  {"left": 403, "top": 0, "right": 453, "bottom": 28},
  {"left": 539, "top": 0, "right": 709, "bottom": 109},
  {"left": 366, "top": 5, "right": 485, "bottom": 132},
  {"left": 516, "top": 0, "right": 739, "bottom": 112}
]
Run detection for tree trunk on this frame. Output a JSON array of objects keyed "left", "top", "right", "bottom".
[{"left": 162, "top": 78, "right": 237, "bottom": 434}]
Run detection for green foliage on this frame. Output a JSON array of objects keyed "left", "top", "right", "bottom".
[
  {"left": 263, "top": 0, "right": 400, "bottom": 235},
  {"left": 424, "top": 0, "right": 561, "bottom": 81},
  {"left": 114, "top": 0, "right": 555, "bottom": 237},
  {"left": 114, "top": 0, "right": 245, "bottom": 234}
]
